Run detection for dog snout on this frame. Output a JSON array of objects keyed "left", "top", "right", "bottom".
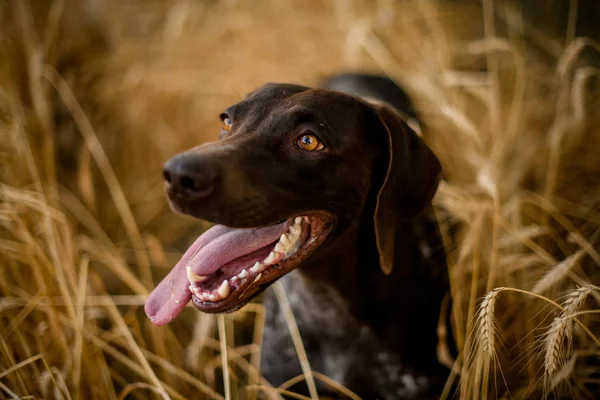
[{"left": 163, "top": 154, "right": 218, "bottom": 199}]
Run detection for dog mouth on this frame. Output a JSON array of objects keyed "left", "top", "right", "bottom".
[{"left": 145, "top": 213, "right": 333, "bottom": 325}]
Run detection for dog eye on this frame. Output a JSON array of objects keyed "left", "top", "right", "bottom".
[
  {"left": 297, "top": 134, "right": 324, "bottom": 151},
  {"left": 222, "top": 117, "right": 233, "bottom": 131}
]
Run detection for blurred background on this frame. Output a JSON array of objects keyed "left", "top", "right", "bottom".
[{"left": 1, "top": 0, "right": 600, "bottom": 399}]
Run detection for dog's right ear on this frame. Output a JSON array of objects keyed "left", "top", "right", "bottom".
[{"left": 366, "top": 101, "right": 442, "bottom": 275}]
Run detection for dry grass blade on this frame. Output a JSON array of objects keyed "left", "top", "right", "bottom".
[
  {"left": 41, "top": 66, "right": 153, "bottom": 290},
  {"left": 117, "top": 382, "right": 169, "bottom": 400},
  {"left": 101, "top": 299, "right": 170, "bottom": 399},
  {"left": 0, "top": 354, "right": 43, "bottom": 380},
  {"left": 532, "top": 250, "right": 585, "bottom": 295},
  {"left": 273, "top": 282, "right": 319, "bottom": 400},
  {"left": 245, "top": 385, "right": 312, "bottom": 400},
  {"left": 247, "top": 305, "right": 265, "bottom": 400},
  {"left": 217, "top": 315, "right": 232, "bottom": 400},
  {"left": 278, "top": 371, "right": 362, "bottom": 400},
  {"left": 0, "top": 380, "right": 21, "bottom": 400}
]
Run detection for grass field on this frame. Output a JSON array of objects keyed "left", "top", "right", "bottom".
[{"left": 1, "top": 0, "right": 600, "bottom": 399}]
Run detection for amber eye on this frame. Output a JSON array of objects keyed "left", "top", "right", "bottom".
[
  {"left": 297, "top": 134, "right": 323, "bottom": 151},
  {"left": 222, "top": 117, "right": 233, "bottom": 131}
]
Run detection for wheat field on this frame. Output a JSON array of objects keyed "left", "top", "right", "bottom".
[{"left": 1, "top": 0, "right": 599, "bottom": 399}]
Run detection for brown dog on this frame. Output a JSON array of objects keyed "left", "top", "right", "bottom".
[{"left": 146, "top": 74, "right": 450, "bottom": 398}]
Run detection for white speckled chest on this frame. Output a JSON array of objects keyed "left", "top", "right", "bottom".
[{"left": 261, "top": 271, "right": 432, "bottom": 399}]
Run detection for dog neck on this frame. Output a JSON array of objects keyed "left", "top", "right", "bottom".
[{"left": 296, "top": 208, "right": 450, "bottom": 375}]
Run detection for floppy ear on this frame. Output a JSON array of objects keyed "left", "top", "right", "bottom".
[{"left": 370, "top": 103, "right": 442, "bottom": 275}]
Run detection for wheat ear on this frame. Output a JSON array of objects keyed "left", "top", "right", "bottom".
[
  {"left": 477, "top": 288, "right": 503, "bottom": 362},
  {"left": 544, "top": 286, "right": 599, "bottom": 378}
]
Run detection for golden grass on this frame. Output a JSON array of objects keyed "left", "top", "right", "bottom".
[{"left": 1, "top": 0, "right": 600, "bottom": 399}]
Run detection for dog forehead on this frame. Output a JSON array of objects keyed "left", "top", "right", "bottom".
[
  {"left": 226, "top": 83, "right": 309, "bottom": 121},
  {"left": 244, "top": 83, "right": 311, "bottom": 105},
  {"left": 228, "top": 84, "right": 372, "bottom": 149},
  {"left": 281, "top": 90, "right": 369, "bottom": 139},
  {"left": 286, "top": 89, "right": 363, "bottom": 113},
  {"left": 241, "top": 84, "right": 363, "bottom": 118}
]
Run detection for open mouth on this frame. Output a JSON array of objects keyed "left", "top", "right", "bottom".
[{"left": 145, "top": 213, "right": 333, "bottom": 325}]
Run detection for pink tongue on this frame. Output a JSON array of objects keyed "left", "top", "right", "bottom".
[{"left": 145, "top": 222, "right": 288, "bottom": 326}]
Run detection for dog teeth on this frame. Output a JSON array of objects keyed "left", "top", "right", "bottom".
[
  {"left": 250, "top": 262, "right": 263, "bottom": 273},
  {"left": 286, "top": 232, "right": 300, "bottom": 247},
  {"left": 238, "top": 216, "right": 307, "bottom": 278},
  {"left": 186, "top": 266, "right": 208, "bottom": 284},
  {"left": 189, "top": 284, "right": 201, "bottom": 298},
  {"left": 208, "top": 294, "right": 216, "bottom": 302},
  {"left": 274, "top": 242, "right": 285, "bottom": 253},
  {"left": 264, "top": 251, "right": 277, "bottom": 265},
  {"left": 253, "top": 273, "right": 262, "bottom": 284},
  {"left": 268, "top": 217, "right": 304, "bottom": 260},
  {"left": 217, "top": 280, "right": 230, "bottom": 298},
  {"left": 289, "top": 225, "right": 301, "bottom": 236},
  {"left": 230, "top": 275, "right": 239, "bottom": 282},
  {"left": 198, "top": 292, "right": 206, "bottom": 300}
]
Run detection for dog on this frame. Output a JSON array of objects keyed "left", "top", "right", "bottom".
[{"left": 145, "top": 73, "right": 451, "bottom": 399}]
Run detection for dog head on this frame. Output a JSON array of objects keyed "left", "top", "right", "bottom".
[{"left": 145, "top": 82, "right": 441, "bottom": 324}]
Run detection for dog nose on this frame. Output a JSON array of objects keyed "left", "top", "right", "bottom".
[{"left": 163, "top": 154, "right": 218, "bottom": 199}]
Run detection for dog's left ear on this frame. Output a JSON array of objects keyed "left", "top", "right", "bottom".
[{"left": 370, "top": 103, "right": 442, "bottom": 275}]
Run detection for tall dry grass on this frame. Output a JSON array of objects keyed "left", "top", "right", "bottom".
[{"left": 1, "top": 0, "right": 599, "bottom": 399}]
